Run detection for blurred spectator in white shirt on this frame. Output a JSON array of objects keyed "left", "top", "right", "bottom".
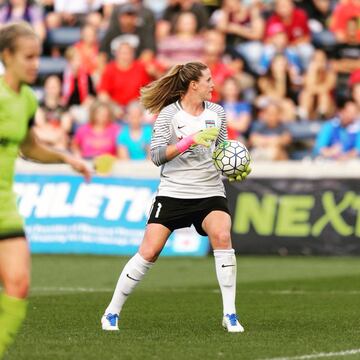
[
  {"left": 0, "top": 0, "right": 46, "bottom": 42},
  {"left": 46, "top": 0, "right": 102, "bottom": 28}
]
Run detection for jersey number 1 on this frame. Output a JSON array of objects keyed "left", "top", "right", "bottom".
[{"left": 155, "top": 202, "right": 162, "bottom": 218}]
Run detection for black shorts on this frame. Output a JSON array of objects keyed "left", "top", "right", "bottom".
[
  {"left": 147, "top": 196, "right": 230, "bottom": 236},
  {"left": 0, "top": 231, "right": 26, "bottom": 241}
]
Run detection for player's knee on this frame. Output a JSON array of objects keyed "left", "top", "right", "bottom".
[
  {"left": 211, "top": 230, "right": 231, "bottom": 249},
  {"left": 4, "top": 272, "right": 30, "bottom": 298},
  {"left": 139, "top": 248, "right": 160, "bottom": 263}
]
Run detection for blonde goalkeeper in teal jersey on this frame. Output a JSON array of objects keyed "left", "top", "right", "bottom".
[{"left": 0, "top": 22, "right": 91, "bottom": 358}]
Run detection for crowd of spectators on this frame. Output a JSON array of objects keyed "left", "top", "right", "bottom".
[{"left": 0, "top": 0, "right": 359, "bottom": 161}]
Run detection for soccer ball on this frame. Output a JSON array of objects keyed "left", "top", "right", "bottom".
[{"left": 212, "top": 140, "right": 251, "bottom": 177}]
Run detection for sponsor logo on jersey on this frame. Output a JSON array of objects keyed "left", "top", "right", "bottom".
[{"left": 205, "top": 120, "right": 216, "bottom": 128}]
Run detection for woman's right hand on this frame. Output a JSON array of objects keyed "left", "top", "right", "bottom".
[{"left": 193, "top": 128, "right": 219, "bottom": 147}]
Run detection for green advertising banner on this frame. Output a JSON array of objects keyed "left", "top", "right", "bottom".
[{"left": 226, "top": 179, "right": 360, "bottom": 255}]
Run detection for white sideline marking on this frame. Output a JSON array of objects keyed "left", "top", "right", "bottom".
[
  {"left": 31, "top": 287, "right": 113, "bottom": 293},
  {"left": 29, "top": 287, "right": 360, "bottom": 295},
  {"left": 260, "top": 349, "right": 360, "bottom": 360}
]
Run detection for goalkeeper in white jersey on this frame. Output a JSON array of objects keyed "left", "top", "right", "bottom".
[{"left": 101, "top": 61, "right": 250, "bottom": 333}]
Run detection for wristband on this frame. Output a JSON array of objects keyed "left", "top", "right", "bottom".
[{"left": 176, "top": 135, "right": 195, "bottom": 153}]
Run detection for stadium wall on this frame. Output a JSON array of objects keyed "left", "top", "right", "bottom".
[{"left": 15, "top": 159, "right": 360, "bottom": 256}]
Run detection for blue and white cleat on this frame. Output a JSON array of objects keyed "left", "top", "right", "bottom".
[
  {"left": 222, "top": 313, "right": 245, "bottom": 333},
  {"left": 101, "top": 313, "right": 119, "bottom": 331}
]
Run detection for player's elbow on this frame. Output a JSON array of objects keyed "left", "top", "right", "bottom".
[{"left": 150, "top": 146, "right": 167, "bottom": 166}]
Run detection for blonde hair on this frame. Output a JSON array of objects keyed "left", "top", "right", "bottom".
[
  {"left": 0, "top": 21, "right": 38, "bottom": 62},
  {"left": 89, "top": 100, "right": 114, "bottom": 125},
  {"left": 140, "top": 61, "right": 208, "bottom": 114}
]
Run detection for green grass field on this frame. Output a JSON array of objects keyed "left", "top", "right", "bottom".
[{"left": 5, "top": 255, "right": 360, "bottom": 360}]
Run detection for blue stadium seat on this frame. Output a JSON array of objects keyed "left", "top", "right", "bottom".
[
  {"left": 38, "top": 56, "right": 67, "bottom": 76},
  {"left": 287, "top": 121, "right": 322, "bottom": 141},
  {"left": 47, "top": 27, "right": 81, "bottom": 47}
]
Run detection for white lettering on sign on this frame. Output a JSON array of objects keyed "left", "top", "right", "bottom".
[{"left": 14, "top": 182, "right": 156, "bottom": 222}]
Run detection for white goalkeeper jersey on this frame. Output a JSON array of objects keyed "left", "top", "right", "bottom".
[{"left": 150, "top": 100, "right": 228, "bottom": 199}]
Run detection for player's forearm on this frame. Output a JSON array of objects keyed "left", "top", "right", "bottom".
[
  {"left": 150, "top": 144, "right": 180, "bottom": 166},
  {"left": 20, "top": 130, "right": 67, "bottom": 164}
]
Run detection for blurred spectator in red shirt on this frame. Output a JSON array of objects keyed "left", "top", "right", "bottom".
[
  {"left": 72, "top": 100, "right": 120, "bottom": 159},
  {"left": 157, "top": 11, "right": 205, "bottom": 69},
  {"left": 261, "top": 22, "right": 302, "bottom": 75},
  {"left": 34, "top": 75, "right": 72, "bottom": 150},
  {"left": 74, "top": 23, "right": 100, "bottom": 78},
  {"left": 298, "top": 49, "right": 337, "bottom": 120},
  {"left": 97, "top": 39, "right": 152, "bottom": 109},
  {"left": 0, "top": 0, "right": 46, "bottom": 42},
  {"left": 211, "top": 0, "right": 264, "bottom": 74},
  {"left": 62, "top": 46, "right": 96, "bottom": 107},
  {"left": 330, "top": 0, "right": 360, "bottom": 42},
  {"left": 266, "top": 0, "right": 314, "bottom": 69},
  {"left": 249, "top": 101, "right": 292, "bottom": 161},
  {"left": 202, "top": 29, "right": 234, "bottom": 103},
  {"left": 157, "top": 0, "right": 209, "bottom": 40}
]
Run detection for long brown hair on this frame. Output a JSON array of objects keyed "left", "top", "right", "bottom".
[{"left": 140, "top": 61, "right": 208, "bottom": 114}]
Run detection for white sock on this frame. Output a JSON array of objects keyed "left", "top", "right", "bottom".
[
  {"left": 214, "top": 249, "right": 237, "bottom": 316},
  {"left": 104, "top": 253, "right": 153, "bottom": 315}
]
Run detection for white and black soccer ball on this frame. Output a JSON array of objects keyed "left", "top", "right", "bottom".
[{"left": 212, "top": 140, "right": 251, "bottom": 177}]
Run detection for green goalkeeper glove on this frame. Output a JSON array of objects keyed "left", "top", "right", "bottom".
[
  {"left": 228, "top": 164, "right": 251, "bottom": 182},
  {"left": 176, "top": 127, "right": 219, "bottom": 152},
  {"left": 193, "top": 127, "right": 219, "bottom": 147}
]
